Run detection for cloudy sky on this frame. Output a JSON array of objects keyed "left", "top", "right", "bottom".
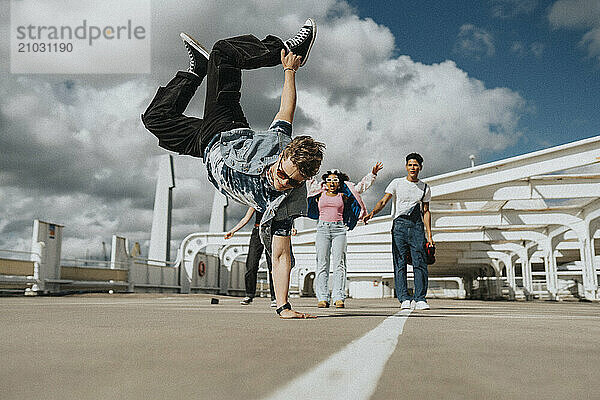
[{"left": 1, "top": 0, "right": 599, "bottom": 259}]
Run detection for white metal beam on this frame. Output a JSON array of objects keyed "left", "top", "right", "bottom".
[{"left": 424, "top": 135, "right": 600, "bottom": 197}]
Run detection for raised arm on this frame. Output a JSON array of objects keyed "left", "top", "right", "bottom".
[
  {"left": 224, "top": 207, "right": 256, "bottom": 239},
  {"left": 362, "top": 193, "right": 393, "bottom": 224},
  {"left": 354, "top": 162, "right": 383, "bottom": 194},
  {"left": 273, "top": 50, "right": 302, "bottom": 124},
  {"left": 306, "top": 176, "right": 324, "bottom": 197}
]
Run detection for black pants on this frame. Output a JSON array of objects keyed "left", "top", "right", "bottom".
[
  {"left": 141, "top": 34, "right": 286, "bottom": 157},
  {"left": 245, "top": 226, "right": 275, "bottom": 300}
]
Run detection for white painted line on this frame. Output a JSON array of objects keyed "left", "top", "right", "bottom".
[{"left": 264, "top": 309, "right": 412, "bottom": 400}]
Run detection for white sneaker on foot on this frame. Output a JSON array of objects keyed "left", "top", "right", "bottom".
[
  {"left": 400, "top": 300, "right": 412, "bottom": 309},
  {"left": 414, "top": 301, "right": 430, "bottom": 310},
  {"left": 270, "top": 299, "right": 277, "bottom": 308}
]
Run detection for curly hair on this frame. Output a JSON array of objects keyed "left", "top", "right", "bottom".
[
  {"left": 282, "top": 136, "right": 326, "bottom": 178},
  {"left": 322, "top": 169, "right": 349, "bottom": 183},
  {"left": 322, "top": 169, "right": 349, "bottom": 194}
]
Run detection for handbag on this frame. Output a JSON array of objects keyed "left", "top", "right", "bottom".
[
  {"left": 424, "top": 242, "right": 436, "bottom": 265},
  {"left": 404, "top": 242, "right": 436, "bottom": 265}
]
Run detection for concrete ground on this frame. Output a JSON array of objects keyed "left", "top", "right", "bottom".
[{"left": 1, "top": 294, "right": 599, "bottom": 400}]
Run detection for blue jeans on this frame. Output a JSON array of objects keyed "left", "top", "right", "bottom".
[
  {"left": 314, "top": 221, "right": 347, "bottom": 302},
  {"left": 391, "top": 216, "right": 428, "bottom": 302}
]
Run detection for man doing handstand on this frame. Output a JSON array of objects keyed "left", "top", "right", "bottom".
[{"left": 142, "top": 19, "right": 324, "bottom": 319}]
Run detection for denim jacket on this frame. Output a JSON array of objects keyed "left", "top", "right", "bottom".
[
  {"left": 218, "top": 124, "right": 308, "bottom": 249},
  {"left": 219, "top": 128, "right": 291, "bottom": 175}
]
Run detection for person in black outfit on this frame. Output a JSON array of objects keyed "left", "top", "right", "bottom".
[{"left": 224, "top": 208, "right": 276, "bottom": 306}]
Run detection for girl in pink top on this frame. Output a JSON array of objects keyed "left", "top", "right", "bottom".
[
  {"left": 318, "top": 191, "right": 345, "bottom": 222},
  {"left": 307, "top": 162, "right": 383, "bottom": 308}
]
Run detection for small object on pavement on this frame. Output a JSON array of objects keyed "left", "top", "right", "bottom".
[
  {"left": 240, "top": 296, "right": 253, "bottom": 305},
  {"left": 211, "top": 298, "right": 219, "bottom": 304}
]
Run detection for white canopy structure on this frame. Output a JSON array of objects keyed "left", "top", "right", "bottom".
[{"left": 176, "top": 135, "right": 600, "bottom": 301}]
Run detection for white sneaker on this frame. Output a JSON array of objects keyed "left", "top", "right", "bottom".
[
  {"left": 400, "top": 300, "right": 412, "bottom": 309},
  {"left": 270, "top": 299, "right": 277, "bottom": 308},
  {"left": 414, "top": 301, "right": 430, "bottom": 310}
]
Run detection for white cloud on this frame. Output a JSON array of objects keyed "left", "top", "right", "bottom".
[
  {"left": 454, "top": 24, "right": 496, "bottom": 59},
  {"left": 548, "top": 0, "right": 600, "bottom": 28},
  {"left": 510, "top": 41, "right": 544, "bottom": 58},
  {"left": 580, "top": 27, "right": 600, "bottom": 60},
  {"left": 0, "top": 1, "right": 527, "bottom": 258},
  {"left": 530, "top": 42, "right": 544, "bottom": 57},
  {"left": 549, "top": 0, "right": 600, "bottom": 61},
  {"left": 491, "top": 0, "right": 538, "bottom": 18},
  {"left": 299, "top": 58, "right": 524, "bottom": 180},
  {"left": 511, "top": 41, "right": 527, "bottom": 56}
]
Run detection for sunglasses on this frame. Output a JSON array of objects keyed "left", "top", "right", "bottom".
[
  {"left": 275, "top": 158, "right": 304, "bottom": 188},
  {"left": 325, "top": 177, "right": 339, "bottom": 183}
]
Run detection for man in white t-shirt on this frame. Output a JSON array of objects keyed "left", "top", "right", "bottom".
[{"left": 362, "top": 153, "right": 433, "bottom": 310}]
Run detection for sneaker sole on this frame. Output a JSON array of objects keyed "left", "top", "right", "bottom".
[
  {"left": 180, "top": 32, "right": 210, "bottom": 60},
  {"left": 299, "top": 18, "right": 316, "bottom": 67}
]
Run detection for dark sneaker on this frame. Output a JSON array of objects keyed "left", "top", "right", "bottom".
[
  {"left": 240, "top": 296, "right": 253, "bottom": 305},
  {"left": 180, "top": 32, "right": 210, "bottom": 77},
  {"left": 284, "top": 18, "right": 316, "bottom": 67}
]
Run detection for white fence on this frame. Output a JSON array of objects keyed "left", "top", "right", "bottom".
[{"left": 0, "top": 220, "right": 247, "bottom": 295}]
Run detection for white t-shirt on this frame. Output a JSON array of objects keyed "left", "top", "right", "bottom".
[{"left": 385, "top": 178, "right": 431, "bottom": 219}]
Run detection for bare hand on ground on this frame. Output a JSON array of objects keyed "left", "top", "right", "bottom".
[{"left": 279, "top": 308, "right": 316, "bottom": 319}]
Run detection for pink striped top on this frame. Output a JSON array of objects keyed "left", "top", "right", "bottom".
[{"left": 318, "top": 193, "right": 344, "bottom": 222}]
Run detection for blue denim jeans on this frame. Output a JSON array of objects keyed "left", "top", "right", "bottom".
[
  {"left": 391, "top": 216, "right": 428, "bottom": 302},
  {"left": 314, "top": 221, "right": 347, "bottom": 302}
]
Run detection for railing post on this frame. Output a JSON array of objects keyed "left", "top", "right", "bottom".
[
  {"left": 30, "top": 220, "right": 63, "bottom": 293},
  {"left": 28, "top": 241, "right": 45, "bottom": 294}
]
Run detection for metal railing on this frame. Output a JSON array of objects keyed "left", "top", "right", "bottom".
[
  {"left": 60, "top": 257, "right": 116, "bottom": 268},
  {"left": 0, "top": 248, "right": 41, "bottom": 260},
  {"left": 130, "top": 257, "right": 180, "bottom": 289}
]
